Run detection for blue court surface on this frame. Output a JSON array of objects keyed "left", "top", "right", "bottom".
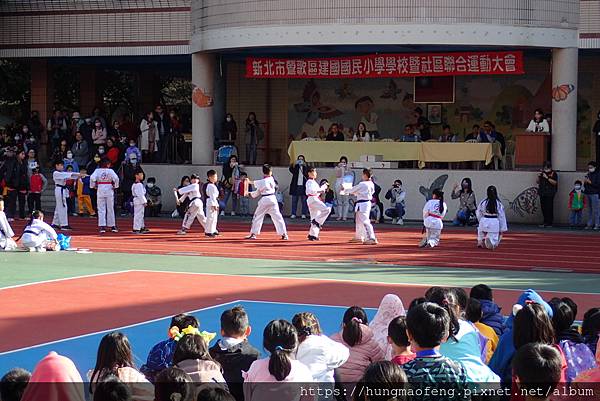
[{"left": 0, "top": 300, "right": 376, "bottom": 378}]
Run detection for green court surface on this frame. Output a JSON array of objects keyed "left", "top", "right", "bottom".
[{"left": 1, "top": 252, "right": 599, "bottom": 294}]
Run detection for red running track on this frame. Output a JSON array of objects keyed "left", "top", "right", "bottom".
[{"left": 12, "top": 217, "right": 600, "bottom": 274}]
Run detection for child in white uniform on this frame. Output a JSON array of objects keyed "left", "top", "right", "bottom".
[
  {"left": 176, "top": 174, "right": 207, "bottom": 235},
  {"left": 305, "top": 167, "right": 331, "bottom": 241},
  {"left": 131, "top": 170, "right": 148, "bottom": 234},
  {"left": 341, "top": 168, "right": 378, "bottom": 245},
  {"left": 52, "top": 160, "right": 80, "bottom": 230},
  {"left": 0, "top": 196, "right": 17, "bottom": 251},
  {"left": 245, "top": 164, "right": 288, "bottom": 240},
  {"left": 90, "top": 160, "right": 120, "bottom": 233},
  {"left": 420, "top": 188, "right": 447, "bottom": 248},
  {"left": 205, "top": 169, "right": 220, "bottom": 237},
  {"left": 21, "top": 210, "right": 59, "bottom": 252},
  {"left": 476, "top": 185, "right": 508, "bottom": 249}
]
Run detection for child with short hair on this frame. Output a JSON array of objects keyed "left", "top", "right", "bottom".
[
  {"left": 465, "top": 298, "right": 498, "bottom": 363},
  {"left": 52, "top": 160, "right": 80, "bottom": 230},
  {"left": 237, "top": 172, "right": 252, "bottom": 217},
  {"left": 154, "top": 368, "right": 195, "bottom": 401},
  {"left": 131, "top": 170, "right": 148, "bottom": 234},
  {"left": 90, "top": 159, "right": 120, "bottom": 233},
  {"left": 341, "top": 168, "right": 378, "bottom": 245},
  {"left": 402, "top": 302, "right": 469, "bottom": 401},
  {"left": 384, "top": 179, "right": 406, "bottom": 225},
  {"left": 245, "top": 164, "right": 288, "bottom": 240},
  {"left": 28, "top": 166, "right": 47, "bottom": 214},
  {"left": 21, "top": 210, "right": 59, "bottom": 252},
  {"left": 145, "top": 177, "right": 162, "bottom": 217},
  {"left": 176, "top": 174, "right": 207, "bottom": 235},
  {"left": 353, "top": 361, "right": 409, "bottom": 401},
  {"left": 205, "top": 170, "right": 220, "bottom": 237},
  {"left": 512, "top": 343, "right": 563, "bottom": 401},
  {"left": 77, "top": 168, "right": 96, "bottom": 217},
  {"left": 569, "top": 180, "right": 586, "bottom": 228},
  {"left": 420, "top": 188, "right": 447, "bottom": 248},
  {"left": 0, "top": 196, "right": 17, "bottom": 251},
  {"left": 197, "top": 388, "right": 235, "bottom": 401},
  {"left": 305, "top": 167, "right": 331, "bottom": 241},
  {"left": 141, "top": 313, "right": 200, "bottom": 382},
  {"left": 469, "top": 284, "right": 505, "bottom": 335},
  {"left": 243, "top": 320, "right": 313, "bottom": 401},
  {"left": 388, "top": 316, "right": 416, "bottom": 365},
  {"left": 209, "top": 306, "right": 260, "bottom": 401},
  {"left": 0, "top": 368, "right": 31, "bottom": 401},
  {"left": 125, "top": 139, "right": 142, "bottom": 162}
]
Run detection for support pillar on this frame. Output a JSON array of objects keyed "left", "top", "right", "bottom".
[
  {"left": 191, "top": 52, "right": 215, "bottom": 165},
  {"left": 30, "top": 59, "right": 49, "bottom": 133},
  {"left": 551, "top": 47, "right": 578, "bottom": 171},
  {"left": 79, "top": 65, "right": 98, "bottom": 116}
]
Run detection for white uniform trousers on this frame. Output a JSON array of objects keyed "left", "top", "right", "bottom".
[
  {"left": 182, "top": 199, "right": 207, "bottom": 230},
  {"left": 426, "top": 228, "right": 442, "bottom": 247},
  {"left": 250, "top": 195, "right": 287, "bottom": 236},
  {"left": 97, "top": 192, "right": 116, "bottom": 227},
  {"left": 205, "top": 206, "right": 219, "bottom": 234},
  {"left": 52, "top": 187, "right": 69, "bottom": 227},
  {"left": 308, "top": 196, "right": 331, "bottom": 238},
  {"left": 133, "top": 201, "right": 145, "bottom": 231},
  {"left": 354, "top": 201, "right": 376, "bottom": 241},
  {"left": 478, "top": 217, "right": 502, "bottom": 249}
]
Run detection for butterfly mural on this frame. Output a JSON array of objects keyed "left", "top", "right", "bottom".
[
  {"left": 294, "top": 80, "right": 343, "bottom": 125},
  {"left": 335, "top": 83, "right": 354, "bottom": 99},
  {"left": 192, "top": 86, "right": 213, "bottom": 108},
  {"left": 507, "top": 187, "right": 539, "bottom": 217},
  {"left": 552, "top": 84, "right": 575, "bottom": 102},
  {"left": 380, "top": 79, "right": 402, "bottom": 100},
  {"left": 419, "top": 174, "right": 448, "bottom": 201}
]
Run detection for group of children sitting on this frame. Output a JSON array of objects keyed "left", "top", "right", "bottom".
[{"left": 2, "top": 284, "right": 599, "bottom": 401}]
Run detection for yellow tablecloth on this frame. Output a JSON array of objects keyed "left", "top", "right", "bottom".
[{"left": 287, "top": 141, "right": 501, "bottom": 168}]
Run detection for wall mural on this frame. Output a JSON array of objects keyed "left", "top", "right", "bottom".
[
  {"left": 501, "top": 187, "right": 540, "bottom": 218},
  {"left": 419, "top": 175, "right": 448, "bottom": 201},
  {"left": 552, "top": 84, "right": 575, "bottom": 102}
]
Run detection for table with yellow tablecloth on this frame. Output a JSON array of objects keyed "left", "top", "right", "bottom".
[{"left": 287, "top": 141, "right": 502, "bottom": 168}]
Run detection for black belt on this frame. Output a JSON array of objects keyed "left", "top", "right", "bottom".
[
  {"left": 56, "top": 184, "right": 67, "bottom": 207},
  {"left": 186, "top": 197, "right": 201, "bottom": 212},
  {"left": 261, "top": 193, "right": 275, "bottom": 197},
  {"left": 483, "top": 214, "right": 498, "bottom": 218},
  {"left": 24, "top": 229, "right": 41, "bottom": 236},
  {"left": 355, "top": 199, "right": 370, "bottom": 204}
]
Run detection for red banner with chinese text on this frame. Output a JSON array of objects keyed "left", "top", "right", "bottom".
[{"left": 246, "top": 51, "right": 524, "bottom": 79}]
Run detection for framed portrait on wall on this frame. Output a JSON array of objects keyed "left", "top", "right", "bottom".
[{"left": 427, "top": 104, "right": 442, "bottom": 124}]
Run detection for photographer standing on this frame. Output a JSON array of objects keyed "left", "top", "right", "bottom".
[
  {"left": 584, "top": 161, "right": 600, "bottom": 230},
  {"left": 289, "top": 155, "right": 308, "bottom": 219},
  {"left": 537, "top": 161, "right": 558, "bottom": 228}
]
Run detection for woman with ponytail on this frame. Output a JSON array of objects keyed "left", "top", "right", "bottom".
[
  {"left": 427, "top": 288, "right": 501, "bottom": 384},
  {"left": 476, "top": 185, "right": 508, "bottom": 249},
  {"left": 293, "top": 312, "right": 349, "bottom": 384},
  {"left": 330, "top": 306, "right": 385, "bottom": 384},
  {"left": 20, "top": 210, "right": 59, "bottom": 252},
  {"left": 243, "top": 320, "right": 312, "bottom": 401},
  {"left": 419, "top": 188, "right": 448, "bottom": 248}
]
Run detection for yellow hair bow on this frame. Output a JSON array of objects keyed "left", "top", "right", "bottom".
[{"left": 170, "top": 325, "right": 216, "bottom": 344}]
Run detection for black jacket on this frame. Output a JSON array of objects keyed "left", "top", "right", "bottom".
[
  {"left": 584, "top": 170, "right": 600, "bottom": 195},
  {"left": 5, "top": 158, "right": 29, "bottom": 190},
  {"left": 288, "top": 163, "right": 308, "bottom": 195},
  {"left": 209, "top": 340, "right": 260, "bottom": 401}
]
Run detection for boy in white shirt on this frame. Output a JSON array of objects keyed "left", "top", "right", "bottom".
[
  {"left": 131, "top": 170, "right": 148, "bottom": 234},
  {"left": 341, "top": 168, "right": 378, "bottom": 245},
  {"left": 245, "top": 164, "right": 288, "bottom": 240},
  {"left": 176, "top": 174, "right": 207, "bottom": 235},
  {"left": 90, "top": 160, "right": 120, "bottom": 234},
  {"left": 205, "top": 169, "right": 220, "bottom": 238},
  {"left": 305, "top": 167, "right": 331, "bottom": 241},
  {"left": 52, "top": 160, "right": 80, "bottom": 230}
]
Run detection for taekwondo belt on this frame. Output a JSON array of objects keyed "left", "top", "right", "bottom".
[
  {"left": 23, "top": 229, "right": 41, "bottom": 236},
  {"left": 185, "top": 197, "right": 201, "bottom": 212},
  {"left": 428, "top": 213, "right": 443, "bottom": 219},
  {"left": 97, "top": 181, "right": 114, "bottom": 185},
  {"left": 56, "top": 184, "right": 68, "bottom": 207},
  {"left": 354, "top": 199, "right": 370, "bottom": 211},
  {"left": 483, "top": 214, "right": 498, "bottom": 218},
  {"left": 261, "top": 193, "right": 275, "bottom": 197}
]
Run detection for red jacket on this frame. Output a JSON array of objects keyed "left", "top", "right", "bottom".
[
  {"left": 568, "top": 190, "right": 587, "bottom": 210},
  {"left": 30, "top": 174, "right": 44, "bottom": 193}
]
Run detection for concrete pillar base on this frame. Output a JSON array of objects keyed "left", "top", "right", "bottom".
[{"left": 191, "top": 53, "right": 215, "bottom": 165}]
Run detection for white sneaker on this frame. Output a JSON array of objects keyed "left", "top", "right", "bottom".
[
  {"left": 281, "top": 234, "right": 289, "bottom": 240},
  {"left": 301, "top": 215, "right": 307, "bottom": 219},
  {"left": 396, "top": 218, "right": 404, "bottom": 225},
  {"left": 349, "top": 238, "right": 364, "bottom": 244},
  {"left": 290, "top": 215, "right": 296, "bottom": 219},
  {"left": 363, "top": 239, "right": 378, "bottom": 245},
  {"left": 220, "top": 211, "right": 225, "bottom": 216},
  {"left": 177, "top": 230, "right": 187, "bottom": 235},
  {"left": 231, "top": 211, "right": 236, "bottom": 216}
]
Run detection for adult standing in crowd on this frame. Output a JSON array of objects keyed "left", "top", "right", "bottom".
[
  {"left": 71, "top": 131, "right": 89, "bottom": 169},
  {"left": 584, "top": 161, "right": 600, "bottom": 230},
  {"left": 70, "top": 112, "right": 84, "bottom": 139},
  {"left": 164, "top": 110, "right": 185, "bottom": 164},
  {"left": 537, "top": 161, "right": 558, "bottom": 228},
  {"left": 140, "top": 111, "right": 159, "bottom": 163},
  {"left": 27, "top": 110, "right": 45, "bottom": 142},
  {"left": 221, "top": 155, "right": 240, "bottom": 216},
  {"left": 105, "top": 137, "right": 121, "bottom": 171},
  {"left": 326, "top": 123, "right": 345, "bottom": 141},
  {"left": 91, "top": 118, "right": 107, "bottom": 151},
  {"left": 47, "top": 110, "right": 68, "bottom": 154},
  {"left": 289, "top": 155, "right": 308, "bottom": 219},
  {"left": 526, "top": 109, "right": 550, "bottom": 133},
  {"left": 4, "top": 149, "right": 29, "bottom": 220},
  {"left": 51, "top": 139, "right": 69, "bottom": 165},
  {"left": 154, "top": 105, "right": 170, "bottom": 162},
  {"left": 80, "top": 118, "right": 94, "bottom": 149},
  {"left": 222, "top": 113, "right": 238, "bottom": 145},
  {"left": 119, "top": 154, "right": 143, "bottom": 216},
  {"left": 451, "top": 178, "right": 477, "bottom": 226},
  {"left": 335, "top": 156, "right": 351, "bottom": 221},
  {"left": 244, "top": 112, "right": 262, "bottom": 165},
  {"left": 593, "top": 111, "right": 600, "bottom": 163}
]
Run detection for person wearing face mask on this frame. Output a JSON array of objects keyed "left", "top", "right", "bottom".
[
  {"left": 451, "top": 178, "right": 477, "bottom": 226},
  {"left": 289, "top": 155, "right": 309, "bottom": 219},
  {"left": 63, "top": 150, "right": 79, "bottom": 173},
  {"left": 568, "top": 180, "right": 587, "bottom": 228},
  {"left": 222, "top": 113, "right": 238, "bottom": 144},
  {"left": 91, "top": 118, "right": 107, "bottom": 149},
  {"left": 86, "top": 153, "right": 102, "bottom": 210},
  {"left": 584, "top": 161, "right": 600, "bottom": 230},
  {"left": 384, "top": 179, "right": 406, "bottom": 225},
  {"left": 145, "top": 177, "right": 162, "bottom": 217},
  {"left": 119, "top": 153, "right": 144, "bottom": 216},
  {"left": 221, "top": 155, "right": 240, "bottom": 216},
  {"left": 125, "top": 140, "right": 142, "bottom": 163},
  {"left": 71, "top": 131, "right": 89, "bottom": 168},
  {"left": 537, "top": 161, "right": 558, "bottom": 228}
]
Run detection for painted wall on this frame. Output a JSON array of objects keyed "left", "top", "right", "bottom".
[{"left": 142, "top": 164, "right": 590, "bottom": 226}]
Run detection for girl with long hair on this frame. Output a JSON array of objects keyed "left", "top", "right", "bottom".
[
  {"left": 476, "top": 185, "right": 508, "bottom": 249},
  {"left": 420, "top": 189, "right": 447, "bottom": 248}
]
